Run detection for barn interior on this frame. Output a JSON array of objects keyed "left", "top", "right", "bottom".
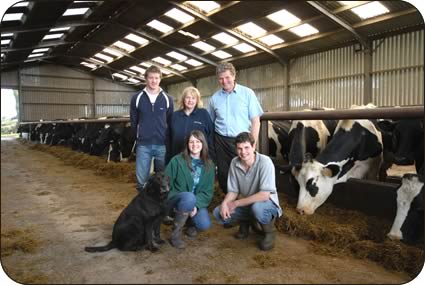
[{"left": 1, "top": 0, "right": 424, "bottom": 284}]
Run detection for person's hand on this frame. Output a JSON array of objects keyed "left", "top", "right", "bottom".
[
  {"left": 227, "top": 201, "right": 238, "bottom": 214},
  {"left": 190, "top": 207, "right": 197, "bottom": 217},
  {"left": 220, "top": 202, "right": 231, "bottom": 220}
]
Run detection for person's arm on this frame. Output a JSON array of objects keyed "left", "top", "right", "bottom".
[
  {"left": 230, "top": 191, "right": 270, "bottom": 209},
  {"left": 220, "top": 191, "right": 238, "bottom": 220},
  {"left": 129, "top": 94, "right": 138, "bottom": 137},
  {"left": 250, "top": 116, "right": 261, "bottom": 146}
]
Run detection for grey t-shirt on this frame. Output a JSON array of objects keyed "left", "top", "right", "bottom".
[{"left": 227, "top": 152, "right": 282, "bottom": 217}]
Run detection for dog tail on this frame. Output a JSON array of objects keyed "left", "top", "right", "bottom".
[{"left": 84, "top": 241, "right": 115, "bottom": 253}]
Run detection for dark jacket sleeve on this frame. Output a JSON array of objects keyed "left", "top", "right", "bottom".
[
  {"left": 203, "top": 109, "right": 216, "bottom": 163},
  {"left": 165, "top": 95, "right": 175, "bottom": 164},
  {"left": 129, "top": 93, "right": 138, "bottom": 137},
  {"left": 195, "top": 162, "right": 215, "bottom": 209}
]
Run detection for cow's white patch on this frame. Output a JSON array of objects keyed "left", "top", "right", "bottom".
[
  {"left": 290, "top": 120, "right": 330, "bottom": 152},
  {"left": 387, "top": 175, "right": 424, "bottom": 240}
]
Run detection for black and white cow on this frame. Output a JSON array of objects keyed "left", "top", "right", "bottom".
[
  {"left": 268, "top": 120, "right": 291, "bottom": 162},
  {"left": 293, "top": 107, "right": 383, "bottom": 215},
  {"left": 387, "top": 172, "right": 424, "bottom": 244},
  {"left": 288, "top": 116, "right": 337, "bottom": 170}
]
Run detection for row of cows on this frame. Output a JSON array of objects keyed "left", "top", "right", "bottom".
[
  {"left": 267, "top": 105, "right": 423, "bottom": 244},
  {"left": 18, "top": 118, "right": 136, "bottom": 163}
]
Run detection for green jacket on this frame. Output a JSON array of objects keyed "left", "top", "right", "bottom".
[{"left": 165, "top": 154, "right": 215, "bottom": 209}]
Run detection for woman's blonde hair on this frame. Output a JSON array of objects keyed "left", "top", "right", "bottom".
[{"left": 179, "top": 86, "right": 203, "bottom": 109}]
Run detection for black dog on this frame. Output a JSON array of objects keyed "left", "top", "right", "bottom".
[{"left": 85, "top": 171, "right": 170, "bottom": 253}]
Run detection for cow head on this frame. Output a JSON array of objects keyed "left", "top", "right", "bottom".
[{"left": 293, "top": 154, "right": 340, "bottom": 215}]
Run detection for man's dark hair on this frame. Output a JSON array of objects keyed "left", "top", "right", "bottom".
[{"left": 235, "top": 132, "right": 255, "bottom": 146}]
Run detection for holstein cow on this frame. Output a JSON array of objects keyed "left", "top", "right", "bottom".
[
  {"left": 387, "top": 172, "right": 424, "bottom": 244},
  {"left": 268, "top": 120, "right": 291, "bottom": 162},
  {"left": 293, "top": 107, "right": 383, "bottom": 215}
]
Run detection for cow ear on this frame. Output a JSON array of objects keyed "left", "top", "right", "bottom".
[
  {"left": 321, "top": 164, "right": 339, "bottom": 177},
  {"left": 291, "top": 166, "right": 300, "bottom": 177}
]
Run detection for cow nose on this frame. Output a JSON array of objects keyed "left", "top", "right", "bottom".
[{"left": 296, "top": 208, "right": 305, "bottom": 215}]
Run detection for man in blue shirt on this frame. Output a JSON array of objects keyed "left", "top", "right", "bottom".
[
  {"left": 130, "top": 65, "right": 174, "bottom": 191},
  {"left": 208, "top": 62, "right": 263, "bottom": 194}
]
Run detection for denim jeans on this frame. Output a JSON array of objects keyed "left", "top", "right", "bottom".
[
  {"left": 136, "top": 144, "right": 166, "bottom": 189},
  {"left": 213, "top": 199, "right": 279, "bottom": 225},
  {"left": 167, "top": 192, "right": 211, "bottom": 231}
]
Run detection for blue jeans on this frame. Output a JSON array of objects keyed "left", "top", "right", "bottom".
[
  {"left": 136, "top": 144, "right": 166, "bottom": 189},
  {"left": 213, "top": 200, "right": 279, "bottom": 225},
  {"left": 167, "top": 192, "right": 211, "bottom": 231}
]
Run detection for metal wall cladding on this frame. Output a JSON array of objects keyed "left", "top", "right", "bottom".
[
  {"left": 372, "top": 30, "right": 424, "bottom": 107},
  {"left": 17, "top": 64, "right": 138, "bottom": 121},
  {"left": 197, "top": 75, "right": 219, "bottom": 99},
  {"left": 96, "top": 105, "right": 130, "bottom": 118},
  {"left": 0, "top": 70, "right": 19, "bottom": 88},
  {"left": 23, "top": 104, "right": 93, "bottom": 121}
]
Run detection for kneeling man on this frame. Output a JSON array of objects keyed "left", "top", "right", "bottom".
[{"left": 213, "top": 132, "right": 282, "bottom": 250}]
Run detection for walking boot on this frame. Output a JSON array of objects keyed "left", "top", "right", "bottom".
[
  {"left": 258, "top": 218, "right": 276, "bottom": 251},
  {"left": 185, "top": 218, "right": 198, "bottom": 239},
  {"left": 169, "top": 211, "right": 189, "bottom": 249},
  {"left": 234, "top": 222, "right": 250, "bottom": 239}
]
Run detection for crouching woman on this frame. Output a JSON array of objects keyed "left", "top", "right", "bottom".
[{"left": 165, "top": 130, "right": 215, "bottom": 249}]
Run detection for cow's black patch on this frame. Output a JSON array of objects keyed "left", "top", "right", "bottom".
[{"left": 306, "top": 178, "right": 318, "bottom": 197}]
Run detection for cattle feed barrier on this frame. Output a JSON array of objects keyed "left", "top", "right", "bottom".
[{"left": 259, "top": 105, "right": 423, "bottom": 220}]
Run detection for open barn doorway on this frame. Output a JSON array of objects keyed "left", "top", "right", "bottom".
[{"left": 1, "top": 88, "right": 19, "bottom": 138}]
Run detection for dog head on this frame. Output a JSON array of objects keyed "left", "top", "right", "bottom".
[{"left": 144, "top": 171, "right": 170, "bottom": 201}]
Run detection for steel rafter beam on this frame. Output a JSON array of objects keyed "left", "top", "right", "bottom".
[
  {"left": 169, "top": 1, "right": 287, "bottom": 66},
  {"left": 307, "top": 1, "right": 369, "bottom": 51},
  {"left": 0, "top": 21, "right": 104, "bottom": 34}
]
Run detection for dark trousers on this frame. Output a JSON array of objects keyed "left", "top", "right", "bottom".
[{"left": 215, "top": 133, "right": 237, "bottom": 194}]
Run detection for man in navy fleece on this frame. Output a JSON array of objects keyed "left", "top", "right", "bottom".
[{"left": 130, "top": 65, "right": 174, "bottom": 191}]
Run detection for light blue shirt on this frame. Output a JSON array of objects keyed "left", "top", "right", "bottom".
[{"left": 207, "top": 83, "right": 263, "bottom": 137}]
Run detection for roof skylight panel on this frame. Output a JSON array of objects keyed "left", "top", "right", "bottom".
[
  {"left": 289, "top": 24, "right": 319, "bottom": 37},
  {"left": 50, "top": 27, "right": 71, "bottom": 32},
  {"left": 28, "top": 53, "right": 44, "bottom": 58},
  {"left": 112, "top": 73, "right": 128, "bottom": 80},
  {"left": 350, "top": 2, "right": 389, "bottom": 19},
  {"left": 102, "top": 48, "right": 122, "bottom": 57},
  {"left": 152, "top": 56, "right": 172, "bottom": 66},
  {"left": 146, "top": 20, "right": 173, "bottom": 33},
  {"left": 266, "top": 9, "right": 301, "bottom": 27},
  {"left": 1, "top": 39, "right": 11, "bottom": 45},
  {"left": 129, "top": 66, "right": 146, "bottom": 74},
  {"left": 170, "top": 63, "right": 187, "bottom": 71},
  {"left": 63, "top": 8, "right": 90, "bottom": 16},
  {"left": 13, "top": 2, "right": 30, "bottom": 7},
  {"left": 338, "top": 1, "right": 368, "bottom": 6},
  {"left": 191, "top": 41, "right": 216, "bottom": 52},
  {"left": 212, "top": 32, "right": 238, "bottom": 45},
  {"left": 42, "top": 33, "right": 64, "bottom": 40},
  {"left": 164, "top": 8, "right": 194, "bottom": 24},
  {"left": 211, "top": 50, "right": 232, "bottom": 59},
  {"left": 185, "top": 59, "right": 203, "bottom": 67},
  {"left": 124, "top": 69, "right": 136, "bottom": 75},
  {"left": 166, "top": 51, "right": 187, "bottom": 61},
  {"left": 232, "top": 43, "right": 256, "bottom": 53},
  {"left": 178, "top": 30, "right": 200, "bottom": 39},
  {"left": 127, "top": 78, "right": 141, "bottom": 84},
  {"left": 236, "top": 22, "right": 267, "bottom": 38},
  {"left": 80, "top": 61, "right": 97, "bottom": 69},
  {"left": 186, "top": 1, "right": 220, "bottom": 13},
  {"left": 33, "top": 48, "right": 50, "bottom": 53},
  {"left": 2, "top": 13, "right": 25, "bottom": 22},
  {"left": 112, "top": 40, "right": 135, "bottom": 52},
  {"left": 125, "top": 33, "right": 149, "bottom": 45},
  {"left": 1, "top": 33, "right": 14, "bottom": 37},
  {"left": 94, "top": 52, "right": 113, "bottom": 62},
  {"left": 140, "top": 62, "right": 152, "bottom": 68},
  {"left": 89, "top": 57, "right": 104, "bottom": 64},
  {"left": 259, "top": 34, "right": 284, "bottom": 46},
  {"left": 161, "top": 68, "right": 171, "bottom": 75}
]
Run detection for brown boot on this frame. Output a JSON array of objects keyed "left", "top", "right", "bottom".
[
  {"left": 258, "top": 218, "right": 276, "bottom": 251},
  {"left": 234, "top": 222, "right": 250, "bottom": 239}
]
